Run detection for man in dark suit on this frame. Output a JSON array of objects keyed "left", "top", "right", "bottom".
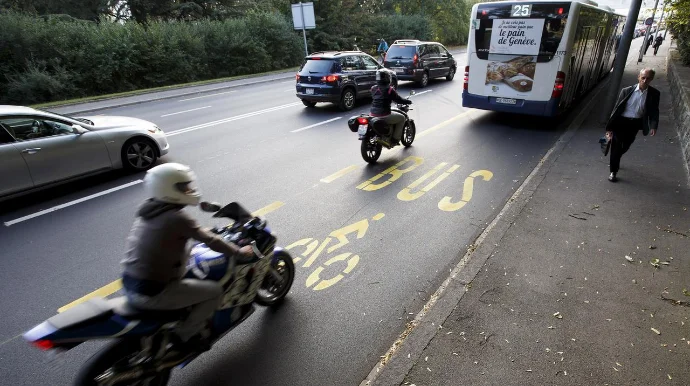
[{"left": 605, "top": 68, "right": 660, "bottom": 182}]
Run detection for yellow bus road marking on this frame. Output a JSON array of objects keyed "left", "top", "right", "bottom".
[
  {"left": 57, "top": 279, "right": 123, "bottom": 313},
  {"left": 251, "top": 201, "right": 285, "bottom": 217},
  {"left": 416, "top": 110, "right": 473, "bottom": 139},
  {"left": 321, "top": 165, "right": 359, "bottom": 183},
  {"left": 57, "top": 202, "right": 286, "bottom": 313}
]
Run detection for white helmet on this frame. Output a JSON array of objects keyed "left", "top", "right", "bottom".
[{"left": 143, "top": 163, "right": 201, "bottom": 206}]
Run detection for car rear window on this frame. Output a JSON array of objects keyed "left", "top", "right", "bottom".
[
  {"left": 386, "top": 45, "right": 417, "bottom": 59},
  {"left": 300, "top": 58, "right": 335, "bottom": 73}
]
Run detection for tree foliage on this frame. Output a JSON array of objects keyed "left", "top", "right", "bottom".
[{"left": 667, "top": 0, "right": 690, "bottom": 64}]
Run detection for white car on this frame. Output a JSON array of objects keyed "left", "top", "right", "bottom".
[{"left": 0, "top": 105, "right": 169, "bottom": 199}]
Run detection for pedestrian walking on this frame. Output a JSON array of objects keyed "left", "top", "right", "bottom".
[
  {"left": 644, "top": 34, "right": 654, "bottom": 54},
  {"left": 604, "top": 68, "right": 660, "bottom": 182},
  {"left": 653, "top": 34, "right": 663, "bottom": 55}
]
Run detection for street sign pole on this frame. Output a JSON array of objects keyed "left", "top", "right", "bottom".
[
  {"left": 637, "top": 0, "right": 660, "bottom": 62},
  {"left": 657, "top": 2, "right": 667, "bottom": 34},
  {"left": 300, "top": 2, "right": 308, "bottom": 56},
  {"left": 601, "top": 0, "right": 644, "bottom": 123}
]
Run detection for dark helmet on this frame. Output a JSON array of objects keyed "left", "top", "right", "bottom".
[{"left": 376, "top": 69, "right": 392, "bottom": 86}]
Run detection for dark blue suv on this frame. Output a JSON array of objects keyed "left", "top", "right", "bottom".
[{"left": 295, "top": 51, "right": 397, "bottom": 111}]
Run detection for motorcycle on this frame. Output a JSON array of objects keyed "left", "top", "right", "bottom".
[
  {"left": 23, "top": 202, "right": 295, "bottom": 386},
  {"left": 347, "top": 90, "right": 416, "bottom": 163}
]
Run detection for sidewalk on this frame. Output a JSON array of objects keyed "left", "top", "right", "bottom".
[{"left": 369, "top": 45, "right": 690, "bottom": 385}]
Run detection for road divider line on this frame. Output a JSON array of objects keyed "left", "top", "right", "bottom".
[
  {"left": 321, "top": 165, "right": 359, "bottom": 183},
  {"left": 291, "top": 117, "right": 342, "bottom": 133},
  {"left": 161, "top": 106, "right": 211, "bottom": 117},
  {"left": 178, "top": 90, "right": 235, "bottom": 102},
  {"left": 251, "top": 201, "right": 285, "bottom": 217},
  {"left": 58, "top": 279, "right": 123, "bottom": 313},
  {"left": 56, "top": 201, "right": 286, "bottom": 312},
  {"left": 3, "top": 180, "right": 143, "bottom": 227},
  {"left": 167, "top": 102, "right": 302, "bottom": 137},
  {"left": 416, "top": 110, "right": 472, "bottom": 139}
]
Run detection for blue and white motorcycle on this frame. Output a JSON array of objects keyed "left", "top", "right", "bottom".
[{"left": 23, "top": 202, "right": 295, "bottom": 386}]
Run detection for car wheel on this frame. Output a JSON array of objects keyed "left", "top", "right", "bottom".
[
  {"left": 446, "top": 67, "right": 456, "bottom": 81},
  {"left": 122, "top": 137, "right": 158, "bottom": 171},
  {"left": 339, "top": 88, "right": 356, "bottom": 111},
  {"left": 417, "top": 71, "right": 429, "bottom": 88},
  {"left": 302, "top": 100, "right": 317, "bottom": 108}
]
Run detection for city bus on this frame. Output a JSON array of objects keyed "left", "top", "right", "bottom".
[{"left": 462, "top": 0, "right": 626, "bottom": 116}]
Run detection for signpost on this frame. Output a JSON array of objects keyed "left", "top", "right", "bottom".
[{"left": 291, "top": 2, "right": 316, "bottom": 57}]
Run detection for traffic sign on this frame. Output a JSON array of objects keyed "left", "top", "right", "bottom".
[{"left": 645, "top": 17, "right": 654, "bottom": 26}]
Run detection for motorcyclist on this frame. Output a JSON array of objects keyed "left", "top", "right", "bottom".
[
  {"left": 121, "top": 163, "right": 254, "bottom": 353},
  {"left": 370, "top": 69, "right": 412, "bottom": 144}
]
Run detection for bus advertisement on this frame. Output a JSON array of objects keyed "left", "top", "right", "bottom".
[{"left": 462, "top": 0, "right": 626, "bottom": 117}]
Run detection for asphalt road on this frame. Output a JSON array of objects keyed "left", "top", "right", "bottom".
[{"left": 0, "top": 49, "right": 586, "bottom": 385}]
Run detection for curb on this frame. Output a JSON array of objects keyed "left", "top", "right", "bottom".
[
  {"left": 360, "top": 78, "right": 611, "bottom": 386},
  {"left": 49, "top": 73, "right": 296, "bottom": 115}
]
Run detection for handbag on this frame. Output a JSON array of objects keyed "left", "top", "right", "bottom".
[{"left": 599, "top": 135, "right": 611, "bottom": 156}]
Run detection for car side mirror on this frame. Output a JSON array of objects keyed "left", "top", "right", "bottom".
[
  {"left": 200, "top": 201, "right": 222, "bottom": 213},
  {"left": 72, "top": 125, "right": 87, "bottom": 135}
]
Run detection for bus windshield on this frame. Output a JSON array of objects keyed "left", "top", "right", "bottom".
[{"left": 474, "top": 2, "right": 571, "bottom": 62}]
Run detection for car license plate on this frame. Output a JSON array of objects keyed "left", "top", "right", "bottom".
[
  {"left": 305, "top": 88, "right": 314, "bottom": 95},
  {"left": 496, "top": 97, "right": 517, "bottom": 105},
  {"left": 357, "top": 125, "right": 368, "bottom": 135},
  {"left": 392, "top": 67, "right": 405, "bottom": 74}
]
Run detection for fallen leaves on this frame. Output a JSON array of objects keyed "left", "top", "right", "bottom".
[{"left": 553, "top": 312, "right": 563, "bottom": 319}]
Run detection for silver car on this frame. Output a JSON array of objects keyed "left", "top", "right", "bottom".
[{"left": 0, "top": 105, "right": 169, "bottom": 199}]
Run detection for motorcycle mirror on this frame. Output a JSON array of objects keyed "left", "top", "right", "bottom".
[{"left": 200, "top": 201, "right": 222, "bottom": 213}]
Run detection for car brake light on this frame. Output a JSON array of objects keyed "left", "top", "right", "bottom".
[
  {"left": 463, "top": 66, "right": 469, "bottom": 91},
  {"left": 311, "top": 57, "right": 321, "bottom": 60},
  {"left": 552, "top": 71, "right": 565, "bottom": 98},
  {"left": 357, "top": 117, "right": 369, "bottom": 125},
  {"left": 295, "top": 73, "right": 300, "bottom": 81},
  {"left": 413, "top": 54, "right": 419, "bottom": 67},
  {"left": 322, "top": 75, "right": 340, "bottom": 83},
  {"left": 482, "top": 10, "right": 487, "bottom": 16},
  {"left": 32, "top": 339, "right": 54, "bottom": 350},
  {"left": 558, "top": 7, "right": 563, "bottom": 14}
]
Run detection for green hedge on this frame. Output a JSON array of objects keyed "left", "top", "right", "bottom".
[
  {"left": 0, "top": 11, "right": 436, "bottom": 105},
  {"left": 0, "top": 12, "right": 305, "bottom": 104}
]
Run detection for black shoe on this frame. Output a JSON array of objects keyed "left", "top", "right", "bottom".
[{"left": 608, "top": 172, "right": 617, "bottom": 182}]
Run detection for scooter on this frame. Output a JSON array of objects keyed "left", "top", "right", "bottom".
[
  {"left": 347, "top": 90, "right": 416, "bottom": 163},
  {"left": 23, "top": 201, "right": 295, "bottom": 386}
]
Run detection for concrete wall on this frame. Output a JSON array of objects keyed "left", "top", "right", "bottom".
[{"left": 667, "top": 49, "right": 690, "bottom": 182}]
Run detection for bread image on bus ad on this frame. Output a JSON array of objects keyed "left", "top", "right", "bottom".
[{"left": 485, "top": 18, "right": 543, "bottom": 95}]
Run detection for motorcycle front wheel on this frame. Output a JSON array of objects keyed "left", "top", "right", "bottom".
[
  {"left": 256, "top": 250, "right": 295, "bottom": 307},
  {"left": 401, "top": 122, "right": 416, "bottom": 147},
  {"left": 361, "top": 137, "right": 382, "bottom": 163},
  {"left": 74, "top": 339, "right": 171, "bottom": 386}
]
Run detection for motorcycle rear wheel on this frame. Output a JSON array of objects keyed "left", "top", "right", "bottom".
[
  {"left": 256, "top": 250, "right": 295, "bottom": 306},
  {"left": 361, "top": 137, "right": 382, "bottom": 163},
  {"left": 74, "top": 339, "right": 171, "bottom": 386},
  {"left": 401, "top": 122, "right": 415, "bottom": 147}
]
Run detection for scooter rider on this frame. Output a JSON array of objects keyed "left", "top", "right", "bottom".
[
  {"left": 121, "top": 163, "right": 254, "bottom": 353},
  {"left": 370, "top": 69, "right": 412, "bottom": 144}
]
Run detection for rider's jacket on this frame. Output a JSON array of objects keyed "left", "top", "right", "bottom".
[
  {"left": 122, "top": 200, "right": 241, "bottom": 289},
  {"left": 370, "top": 85, "right": 410, "bottom": 116}
]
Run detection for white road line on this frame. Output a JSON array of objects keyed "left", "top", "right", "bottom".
[
  {"left": 178, "top": 91, "right": 235, "bottom": 102},
  {"left": 411, "top": 90, "right": 433, "bottom": 97},
  {"left": 161, "top": 106, "right": 211, "bottom": 117},
  {"left": 4, "top": 180, "right": 143, "bottom": 227},
  {"left": 280, "top": 80, "right": 295, "bottom": 84},
  {"left": 166, "top": 102, "right": 302, "bottom": 137},
  {"left": 291, "top": 117, "right": 342, "bottom": 133}
]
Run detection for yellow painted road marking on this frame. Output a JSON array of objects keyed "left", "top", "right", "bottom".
[
  {"left": 416, "top": 110, "right": 473, "bottom": 139},
  {"left": 251, "top": 201, "right": 285, "bottom": 217},
  {"left": 58, "top": 279, "right": 122, "bottom": 313},
  {"left": 58, "top": 202, "right": 286, "bottom": 313},
  {"left": 321, "top": 165, "right": 359, "bottom": 183}
]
